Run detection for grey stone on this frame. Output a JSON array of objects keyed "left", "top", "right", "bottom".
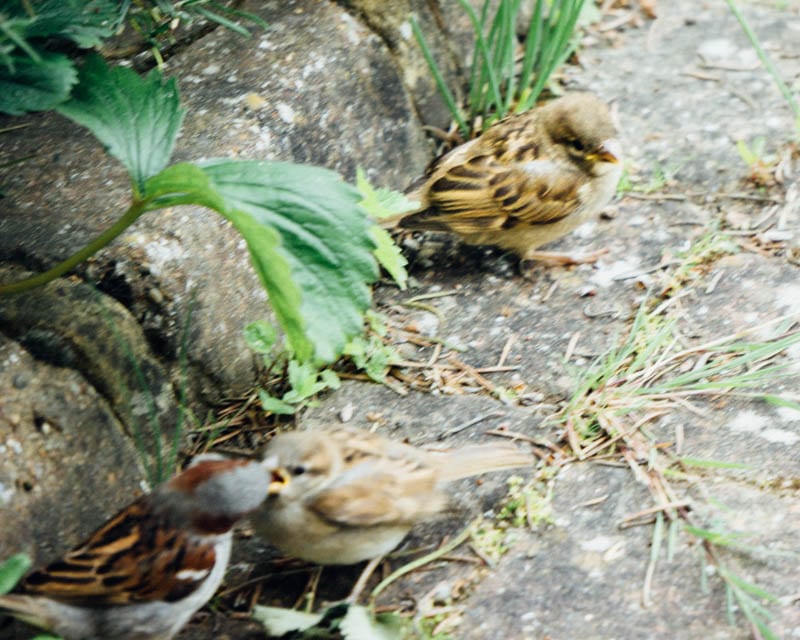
[{"left": 0, "top": 333, "right": 145, "bottom": 564}]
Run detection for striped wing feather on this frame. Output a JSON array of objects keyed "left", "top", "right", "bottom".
[
  {"left": 22, "top": 498, "right": 216, "bottom": 606},
  {"left": 402, "top": 111, "right": 583, "bottom": 234}
]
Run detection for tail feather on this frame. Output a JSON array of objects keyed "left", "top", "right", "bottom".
[
  {"left": 0, "top": 594, "right": 54, "bottom": 631},
  {"left": 378, "top": 210, "right": 411, "bottom": 230},
  {"left": 432, "top": 443, "right": 533, "bottom": 482}
]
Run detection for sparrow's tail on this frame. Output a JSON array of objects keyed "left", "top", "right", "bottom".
[
  {"left": 377, "top": 211, "right": 409, "bottom": 229},
  {"left": 0, "top": 594, "right": 53, "bottom": 632},
  {"left": 432, "top": 442, "right": 533, "bottom": 482}
]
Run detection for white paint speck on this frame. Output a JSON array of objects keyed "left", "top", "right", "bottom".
[
  {"left": 142, "top": 239, "right": 186, "bottom": 278},
  {"left": 276, "top": 102, "right": 296, "bottom": 124},
  {"left": 202, "top": 64, "right": 221, "bottom": 75},
  {"left": 760, "top": 428, "right": 800, "bottom": 445},
  {"left": 590, "top": 258, "right": 641, "bottom": 288},
  {"left": 774, "top": 283, "right": 800, "bottom": 314},
  {"left": 580, "top": 535, "right": 616, "bottom": 552},
  {"left": 776, "top": 406, "right": 800, "bottom": 421},
  {"left": 728, "top": 410, "right": 769, "bottom": 433}
]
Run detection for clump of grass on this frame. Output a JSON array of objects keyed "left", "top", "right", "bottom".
[
  {"left": 560, "top": 299, "right": 800, "bottom": 457},
  {"left": 556, "top": 288, "right": 800, "bottom": 635},
  {"left": 413, "top": 0, "right": 587, "bottom": 136},
  {"left": 659, "top": 225, "right": 739, "bottom": 298}
]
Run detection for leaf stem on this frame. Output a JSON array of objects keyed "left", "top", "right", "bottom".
[{"left": 0, "top": 199, "right": 148, "bottom": 296}]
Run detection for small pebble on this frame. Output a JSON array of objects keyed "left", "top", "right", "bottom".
[{"left": 339, "top": 403, "right": 354, "bottom": 423}]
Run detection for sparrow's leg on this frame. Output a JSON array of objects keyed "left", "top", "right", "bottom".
[
  {"left": 293, "top": 566, "right": 323, "bottom": 611},
  {"left": 345, "top": 556, "right": 384, "bottom": 604}
]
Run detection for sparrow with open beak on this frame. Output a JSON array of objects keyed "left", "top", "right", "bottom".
[{"left": 253, "top": 427, "right": 533, "bottom": 567}]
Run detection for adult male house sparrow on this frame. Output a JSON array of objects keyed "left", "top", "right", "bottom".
[
  {"left": 251, "top": 427, "right": 532, "bottom": 566},
  {"left": 386, "top": 92, "right": 623, "bottom": 266},
  {"left": 0, "top": 455, "right": 271, "bottom": 640}
]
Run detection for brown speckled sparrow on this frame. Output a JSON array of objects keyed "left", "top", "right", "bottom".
[
  {"left": 387, "top": 92, "right": 623, "bottom": 266},
  {"left": 0, "top": 455, "right": 271, "bottom": 640},
  {"left": 251, "top": 427, "right": 533, "bottom": 566}
]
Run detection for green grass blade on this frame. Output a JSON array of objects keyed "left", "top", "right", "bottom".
[
  {"left": 717, "top": 567, "right": 780, "bottom": 603},
  {"left": 457, "top": 0, "right": 503, "bottom": 121},
  {"left": 518, "top": 0, "right": 545, "bottom": 105},
  {"left": 679, "top": 457, "right": 750, "bottom": 470},
  {"left": 724, "top": 0, "right": 800, "bottom": 130},
  {"left": 410, "top": 15, "right": 468, "bottom": 135}
]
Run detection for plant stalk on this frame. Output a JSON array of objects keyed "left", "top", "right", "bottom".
[{"left": 0, "top": 199, "right": 149, "bottom": 296}]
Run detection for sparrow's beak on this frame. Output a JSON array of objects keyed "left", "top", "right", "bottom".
[
  {"left": 268, "top": 468, "right": 290, "bottom": 495},
  {"left": 261, "top": 455, "right": 290, "bottom": 495},
  {"left": 588, "top": 138, "right": 622, "bottom": 164}
]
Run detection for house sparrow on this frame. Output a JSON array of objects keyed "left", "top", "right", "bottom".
[
  {"left": 386, "top": 93, "right": 623, "bottom": 267},
  {"left": 0, "top": 454, "right": 271, "bottom": 640},
  {"left": 251, "top": 427, "right": 533, "bottom": 566}
]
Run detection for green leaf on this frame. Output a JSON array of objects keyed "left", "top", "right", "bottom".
[
  {"left": 736, "top": 139, "right": 757, "bottom": 166},
  {"left": 258, "top": 389, "right": 297, "bottom": 415},
  {"left": 355, "top": 167, "right": 418, "bottom": 218},
  {"left": 370, "top": 226, "right": 408, "bottom": 290},
  {"left": 251, "top": 605, "right": 324, "bottom": 634},
  {"left": 56, "top": 55, "right": 185, "bottom": 193},
  {"left": 143, "top": 162, "right": 228, "bottom": 210},
  {"left": 355, "top": 168, "right": 411, "bottom": 289},
  {"left": 0, "top": 52, "right": 76, "bottom": 114},
  {"left": 286, "top": 360, "right": 322, "bottom": 400},
  {"left": 0, "top": 553, "right": 31, "bottom": 594},
  {"left": 244, "top": 320, "right": 278, "bottom": 354},
  {"left": 202, "top": 160, "right": 378, "bottom": 364},
  {"left": 319, "top": 368, "right": 341, "bottom": 390},
  {"left": 20, "top": 0, "right": 124, "bottom": 47},
  {"left": 144, "top": 162, "right": 308, "bottom": 364},
  {"left": 340, "top": 605, "right": 403, "bottom": 640}
]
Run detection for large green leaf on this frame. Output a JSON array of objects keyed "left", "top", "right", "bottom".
[
  {"left": 18, "top": 0, "right": 123, "bottom": 47},
  {"left": 144, "top": 162, "right": 307, "bottom": 359},
  {"left": 202, "top": 160, "right": 378, "bottom": 364},
  {"left": 57, "top": 55, "right": 184, "bottom": 194},
  {"left": 0, "top": 52, "right": 76, "bottom": 114}
]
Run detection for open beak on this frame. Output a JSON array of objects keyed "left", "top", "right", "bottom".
[
  {"left": 261, "top": 455, "right": 290, "bottom": 495},
  {"left": 268, "top": 467, "right": 290, "bottom": 495},
  {"left": 588, "top": 138, "right": 622, "bottom": 164}
]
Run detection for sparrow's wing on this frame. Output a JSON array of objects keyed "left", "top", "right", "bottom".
[
  {"left": 308, "top": 455, "right": 442, "bottom": 527},
  {"left": 22, "top": 498, "right": 218, "bottom": 606},
  {"left": 400, "top": 151, "right": 586, "bottom": 235}
]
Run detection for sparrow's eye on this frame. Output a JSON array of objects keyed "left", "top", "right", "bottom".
[
  {"left": 290, "top": 465, "right": 307, "bottom": 476},
  {"left": 568, "top": 138, "right": 586, "bottom": 152}
]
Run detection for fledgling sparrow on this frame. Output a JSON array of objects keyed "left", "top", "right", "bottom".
[
  {"left": 0, "top": 454, "right": 271, "bottom": 640},
  {"left": 251, "top": 427, "right": 533, "bottom": 566},
  {"left": 385, "top": 92, "right": 623, "bottom": 266}
]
